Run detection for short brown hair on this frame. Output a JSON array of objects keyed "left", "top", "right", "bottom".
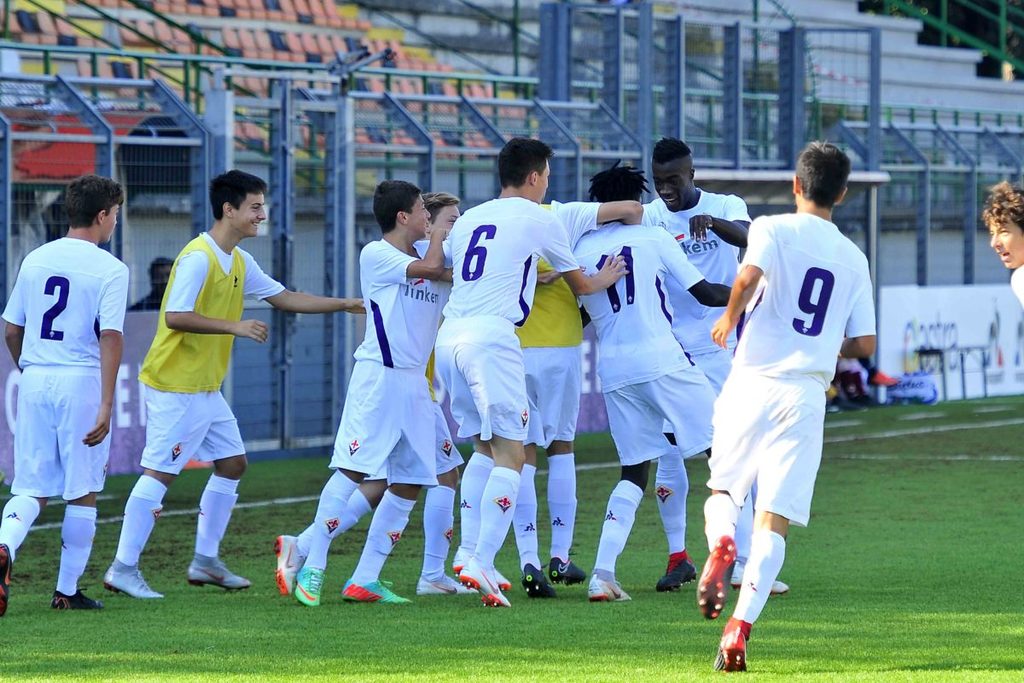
[
  {"left": 422, "top": 192, "right": 460, "bottom": 222},
  {"left": 982, "top": 181, "right": 1024, "bottom": 232},
  {"left": 65, "top": 175, "right": 124, "bottom": 228},
  {"left": 795, "top": 142, "right": 850, "bottom": 208}
]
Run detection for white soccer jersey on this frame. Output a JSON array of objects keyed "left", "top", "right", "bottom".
[
  {"left": 574, "top": 223, "right": 703, "bottom": 391},
  {"left": 1011, "top": 268, "right": 1024, "bottom": 309},
  {"left": 354, "top": 239, "right": 448, "bottom": 369},
  {"left": 733, "top": 213, "right": 876, "bottom": 388},
  {"left": 2, "top": 238, "right": 129, "bottom": 369},
  {"left": 164, "top": 232, "right": 284, "bottom": 312},
  {"left": 645, "top": 191, "right": 750, "bottom": 353},
  {"left": 442, "top": 197, "right": 579, "bottom": 325},
  {"left": 549, "top": 200, "right": 600, "bottom": 248}
]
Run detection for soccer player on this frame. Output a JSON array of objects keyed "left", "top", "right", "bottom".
[
  {"left": 436, "top": 137, "right": 625, "bottom": 607},
  {"left": 103, "top": 170, "right": 363, "bottom": 599},
  {"left": 698, "top": 142, "right": 876, "bottom": 672},
  {"left": 275, "top": 190, "right": 470, "bottom": 598},
  {"left": 458, "top": 193, "right": 643, "bottom": 599},
  {"left": 572, "top": 163, "right": 729, "bottom": 602},
  {"left": 0, "top": 175, "right": 128, "bottom": 615},
  {"left": 984, "top": 181, "right": 1024, "bottom": 306},
  {"left": 290, "top": 180, "right": 449, "bottom": 606},
  {"left": 644, "top": 137, "right": 755, "bottom": 593}
]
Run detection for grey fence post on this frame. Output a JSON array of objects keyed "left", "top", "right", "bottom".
[
  {"left": 205, "top": 68, "right": 234, "bottom": 180},
  {"left": 152, "top": 79, "right": 211, "bottom": 237},
  {"left": 778, "top": 27, "right": 806, "bottom": 167},
  {"left": 867, "top": 28, "right": 882, "bottom": 171},
  {"left": 0, "top": 112, "right": 9, "bottom": 296},
  {"left": 270, "top": 78, "right": 295, "bottom": 447},
  {"left": 539, "top": 3, "right": 572, "bottom": 101},
  {"left": 637, "top": 3, "right": 654, "bottom": 169},
  {"left": 327, "top": 86, "right": 355, "bottom": 429},
  {"left": 602, "top": 8, "right": 624, "bottom": 118},
  {"left": 664, "top": 16, "right": 686, "bottom": 142},
  {"left": 723, "top": 23, "right": 743, "bottom": 168}
]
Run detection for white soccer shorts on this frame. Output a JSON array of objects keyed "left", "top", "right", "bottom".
[
  {"left": 524, "top": 345, "right": 582, "bottom": 448},
  {"left": 707, "top": 372, "right": 827, "bottom": 527},
  {"left": 435, "top": 317, "right": 529, "bottom": 442},
  {"left": 330, "top": 360, "right": 436, "bottom": 487},
  {"left": 604, "top": 364, "right": 716, "bottom": 467},
  {"left": 11, "top": 367, "right": 109, "bottom": 500},
  {"left": 139, "top": 386, "right": 246, "bottom": 476},
  {"left": 690, "top": 345, "right": 734, "bottom": 395}
]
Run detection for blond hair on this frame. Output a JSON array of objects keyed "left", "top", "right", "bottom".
[{"left": 422, "top": 191, "right": 460, "bottom": 222}]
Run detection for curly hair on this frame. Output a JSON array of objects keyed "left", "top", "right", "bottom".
[
  {"left": 982, "top": 181, "right": 1024, "bottom": 232},
  {"left": 588, "top": 161, "right": 648, "bottom": 203}
]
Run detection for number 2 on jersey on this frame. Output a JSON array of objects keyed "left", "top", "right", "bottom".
[
  {"left": 462, "top": 224, "right": 496, "bottom": 281},
  {"left": 40, "top": 275, "right": 70, "bottom": 341},
  {"left": 597, "top": 247, "right": 635, "bottom": 313},
  {"left": 792, "top": 267, "right": 834, "bottom": 337}
]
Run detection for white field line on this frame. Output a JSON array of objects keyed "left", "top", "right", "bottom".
[
  {"left": 27, "top": 417, "right": 1024, "bottom": 533},
  {"left": 974, "top": 406, "right": 1014, "bottom": 414},
  {"left": 898, "top": 412, "right": 947, "bottom": 421},
  {"left": 824, "top": 420, "right": 864, "bottom": 428}
]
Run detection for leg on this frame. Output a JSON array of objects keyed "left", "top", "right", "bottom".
[
  {"left": 453, "top": 438, "right": 493, "bottom": 569},
  {"left": 547, "top": 439, "right": 586, "bottom": 584},
  {"left": 54, "top": 492, "right": 102, "bottom": 609},
  {"left": 344, "top": 482, "right": 421, "bottom": 604},
  {"left": 589, "top": 466, "right": 646, "bottom": 602},
  {"left": 654, "top": 450, "right": 696, "bottom": 592},
  {"left": 418, "top": 469, "right": 469, "bottom": 595},
  {"left": 105, "top": 469, "right": 175, "bottom": 599},
  {"left": 512, "top": 444, "right": 541, "bottom": 572},
  {"left": 0, "top": 496, "right": 46, "bottom": 617},
  {"left": 697, "top": 490, "right": 741, "bottom": 620}
]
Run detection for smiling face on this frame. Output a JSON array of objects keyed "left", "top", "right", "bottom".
[
  {"left": 990, "top": 219, "right": 1024, "bottom": 270},
  {"left": 652, "top": 156, "right": 697, "bottom": 212},
  {"left": 225, "top": 192, "right": 266, "bottom": 238}
]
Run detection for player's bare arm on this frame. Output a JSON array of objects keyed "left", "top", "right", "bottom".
[
  {"left": 839, "top": 335, "right": 877, "bottom": 360},
  {"left": 711, "top": 264, "right": 763, "bottom": 347},
  {"left": 688, "top": 280, "right": 732, "bottom": 307},
  {"left": 83, "top": 329, "right": 123, "bottom": 447},
  {"left": 561, "top": 254, "right": 628, "bottom": 296},
  {"left": 4, "top": 322, "right": 24, "bottom": 368},
  {"left": 165, "top": 311, "right": 269, "bottom": 343},
  {"left": 689, "top": 215, "right": 750, "bottom": 247},
  {"left": 264, "top": 290, "right": 365, "bottom": 314},
  {"left": 596, "top": 200, "right": 643, "bottom": 226},
  {"left": 537, "top": 270, "right": 563, "bottom": 285},
  {"left": 406, "top": 223, "right": 448, "bottom": 281}
]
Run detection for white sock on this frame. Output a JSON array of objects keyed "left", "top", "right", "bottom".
[
  {"left": 421, "top": 485, "right": 455, "bottom": 580},
  {"left": 734, "top": 492, "right": 755, "bottom": 567},
  {"left": 0, "top": 496, "right": 41, "bottom": 562},
  {"left": 115, "top": 476, "right": 168, "bottom": 566},
  {"left": 594, "top": 480, "right": 643, "bottom": 576},
  {"left": 513, "top": 463, "right": 540, "bottom": 571},
  {"left": 733, "top": 530, "right": 786, "bottom": 624},
  {"left": 349, "top": 491, "right": 415, "bottom": 585},
  {"left": 195, "top": 474, "right": 239, "bottom": 558},
  {"left": 296, "top": 489, "right": 373, "bottom": 558},
  {"left": 305, "top": 470, "right": 360, "bottom": 571},
  {"left": 473, "top": 467, "right": 520, "bottom": 568},
  {"left": 704, "top": 493, "right": 740, "bottom": 552},
  {"left": 56, "top": 505, "right": 97, "bottom": 595},
  {"left": 547, "top": 453, "right": 577, "bottom": 562},
  {"left": 456, "top": 452, "right": 492, "bottom": 558},
  {"left": 655, "top": 452, "right": 689, "bottom": 555}
]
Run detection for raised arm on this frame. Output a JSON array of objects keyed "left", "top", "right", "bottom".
[
  {"left": 688, "top": 280, "right": 732, "bottom": 307},
  {"left": 265, "top": 291, "right": 365, "bottom": 314},
  {"left": 596, "top": 200, "right": 643, "bottom": 226},
  {"left": 690, "top": 215, "right": 750, "bottom": 247},
  {"left": 710, "top": 264, "right": 763, "bottom": 347},
  {"left": 406, "top": 225, "right": 448, "bottom": 281},
  {"left": 561, "top": 255, "right": 628, "bottom": 297}
]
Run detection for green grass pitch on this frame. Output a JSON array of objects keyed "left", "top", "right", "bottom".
[{"left": 2, "top": 398, "right": 1022, "bottom": 681}]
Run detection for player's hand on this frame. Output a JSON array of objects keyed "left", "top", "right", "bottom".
[
  {"left": 593, "top": 254, "right": 628, "bottom": 287},
  {"left": 689, "top": 214, "right": 714, "bottom": 241},
  {"left": 710, "top": 314, "right": 733, "bottom": 348},
  {"left": 340, "top": 298, "right": 366, "bottom": 314},
  {"left": 83, "top": 406, "right": 112, "bottom": 447},
  {"left": 537, "top": 271, "right": 563, "bottom": 285},
  {"left": 232, "top": 319, "right": 269, "bottom": 343}
]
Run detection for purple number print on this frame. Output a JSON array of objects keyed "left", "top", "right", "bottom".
[
  {"left": 41, "top": 275, "right": 70, "bottom": 341},
  {"left": 792, "top": 267, "right": 834, "bottom": 337},
  {"left": 597, "top": 247, "right": 635, "bottom": 313},
  {"left": 462, "top": 224, "right": 496, "bottom": 282}
]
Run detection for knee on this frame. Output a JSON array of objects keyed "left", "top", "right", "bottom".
[
  {"left": 437, "top": 469, "right": 459, "bottom": 490},
  {"left": 214, "top": 455, "right": 248, "bottom": 480},
  {"left": 620, "top": 462, "right": 649, "bottom": 491}
]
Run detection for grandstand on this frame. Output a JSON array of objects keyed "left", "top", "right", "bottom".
[{"left": 0, "top": 0, "right": 1022, "bottom": 452}]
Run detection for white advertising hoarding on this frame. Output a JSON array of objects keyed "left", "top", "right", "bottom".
[{"left": 879, "top": 284, "right": 1024, "bottom": 400}]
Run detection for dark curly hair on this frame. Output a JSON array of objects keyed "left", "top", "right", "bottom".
[
  {"left": 983, "top": 181, "right": 1024, "bottom": 232},
  {"left": 588, "top": 161, "right": 649, "bottom": 203}
]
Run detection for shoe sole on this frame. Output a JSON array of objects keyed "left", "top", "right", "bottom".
[
  {"left": 0, "top": 544, "right": 10, "bottom": 617},
  {"left": 459, "top": 571, "right": 510, "bottom": 608},
  {"left": 102, "top": 581, "right": 163, "bottom": 599},
  {"left": 714, "top": 645, "right": 747, "bottom": 672},
  {"left": 187, "top": 578, "right": 251, "bottom": 591},
  {"left": 697, "top": 536, "right": 736, "bottom": 620},
  {"left": 274, "top": 536, "right": 292, "bottom": 596}
]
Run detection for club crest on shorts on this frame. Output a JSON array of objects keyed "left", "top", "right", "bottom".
[
  {"left": 348, "top": 439, "right": 360, "bottom": 456},
  {"left": 387, "top": 530, "right": 403, "bottom": 546},
  {"left": 520, "top": 408, "right": 529, "bottom": 427},
  {"left": 444, "top": 527, "right": 453, "bottom": 541},
  {"left": 170, "top": 442, "right": 182, "bottom": 461},
  {"left": 655, "top": 485, "right": 673, "bottom": 502},
  {"left": 325, "top": 517, "right": 340, "bottom": 534},
  {"left": 441, "top": 439, "right": 453, "bottom": 456},
  {"left": 494, "top": 496, "right": 513, "bottom": 513}
]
